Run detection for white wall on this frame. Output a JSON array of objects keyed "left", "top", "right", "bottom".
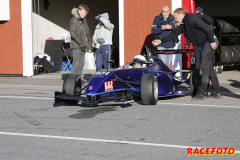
[
  {"left": 119, "top": 0, "right": 124, "bottom": 66},
  {"left": 32, "top": 13, "right": 69, "bottom": 55},
  {"left": 0, "top": 0, "right": 10, "bottom": 21},
  {"left": 22, "top": 0, "right": 33, "bottom": 76},
  {"left": 171, "top": 0, "right": 182, "bottom": 76}
]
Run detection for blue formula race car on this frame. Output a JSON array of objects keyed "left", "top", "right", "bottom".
[{"left": 55, "top": 47, "right": 194, "bottom": 105}]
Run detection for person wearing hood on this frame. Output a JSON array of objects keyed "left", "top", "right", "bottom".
[
  {"left": 92, "top": 13, "right": 114, "bottom": 71},
  {"left": 70, "top": 4, "right": 92, "bottom": 77},
  {"left": 151, "top": 6, "right": 179, "bottom": 69}
]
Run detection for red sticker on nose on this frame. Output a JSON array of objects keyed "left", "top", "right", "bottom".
[{"left": 105, "top": 81, "right": 113, "bottom": 92}]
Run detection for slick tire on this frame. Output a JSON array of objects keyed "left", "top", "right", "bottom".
[
  {"left": 141, "top": 74, "right": 158, "bottom": 105},
  {"left": 62, "top": 74, "right": 81, "bottom": 104}
]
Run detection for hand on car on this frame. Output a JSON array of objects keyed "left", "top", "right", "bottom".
[{"left": 152, "top": 40, "right": 161, "bottom": 47}]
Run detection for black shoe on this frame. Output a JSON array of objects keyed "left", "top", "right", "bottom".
[
  {"left": 207, "top": 92, "right": 222, "bottom": 99},
  {"left": 191, "top": 94, "right": 205, "bottom": 101}
]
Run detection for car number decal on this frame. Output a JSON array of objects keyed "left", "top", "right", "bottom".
[
  {"left": 105, "top": 81, "right": 113, "bottom": 92},
  {"left": 95, "top": 72, "right": 111, "bottom": 77}
]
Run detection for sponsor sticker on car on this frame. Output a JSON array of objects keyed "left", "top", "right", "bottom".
[
  {"left": 105, "top": 81, "right": 113, "bottom": 92},
  {"left": 94, "top": 72, "right": 111, "bottom": 78}
]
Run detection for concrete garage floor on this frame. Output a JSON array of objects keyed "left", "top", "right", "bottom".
[{"left": 0, "top": 67, "right": 240, "bottom": 159}]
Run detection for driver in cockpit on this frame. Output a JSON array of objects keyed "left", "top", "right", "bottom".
[{"left": 132, "top": 55, "right": 147, "bottom": 68}]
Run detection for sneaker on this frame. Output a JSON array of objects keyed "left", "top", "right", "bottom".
[
  {"left": 207, "top": 92, "right": 222, "bottom": 99},
  {"left": 191, "top": 94, "right": 205, "bottom": 101}
]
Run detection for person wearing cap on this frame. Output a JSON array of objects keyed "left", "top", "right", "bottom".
[
  {"left": 151, "top": 5, "right": 179, "bottom": 69},
  {"left": 152, "top": 8, "right": 221, "bottom": 101},
  {"left": 70, "top": 4, "right": 92, "bottom": 77},
  {"left": 93, "top": 13, "right": 114, "bottom": 71}
]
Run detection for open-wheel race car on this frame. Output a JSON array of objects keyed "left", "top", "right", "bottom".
[{"left": 55, "top": 47, "right": 195, "bottom": 105}]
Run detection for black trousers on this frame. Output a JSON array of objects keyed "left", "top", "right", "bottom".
[
  {"left": 193, "top": 46, "right": 202, "bottom": 69},
  {"left": 197, "top": 42, "right": 220, "bottom": 95}
]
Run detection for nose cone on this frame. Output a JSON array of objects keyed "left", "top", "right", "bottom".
[{"left": 85, "top": 71, "right": 115, "bottom": 95}]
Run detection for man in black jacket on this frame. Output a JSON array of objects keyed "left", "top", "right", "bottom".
[
  {"left": 185, "top": 7, "right": 214, "bottom": 69},
  {"left": 152, "top": 8, "right": 221, "bottom": 100}
]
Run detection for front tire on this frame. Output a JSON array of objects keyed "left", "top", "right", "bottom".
[
  {"left": 62, "top": 74, "right": 81, "bottom": 104},
  {"left": 141, "top": 74, "right": 158, "bottom": 105}
]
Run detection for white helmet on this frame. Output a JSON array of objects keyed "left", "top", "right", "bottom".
[
  {"left": 133, "top": 55, "right": 146, "bottom": 63},
  {"left": 132, "top": 55, "right": 146, "bottom": 68}
]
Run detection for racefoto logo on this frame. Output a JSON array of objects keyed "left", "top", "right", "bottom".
[
  {"left": 105, "top": 81, "right": 113, "bottom": 92},
  {"left": 187, "top": 147, "right": 235, "bottom": 155}
]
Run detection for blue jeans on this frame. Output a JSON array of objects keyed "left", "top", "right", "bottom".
[
  {"left": 96, "top": 45, "right": 112, "bottom": 71},
  {"left": 157, "top": 47, "right": 174, "bottom": 69}
]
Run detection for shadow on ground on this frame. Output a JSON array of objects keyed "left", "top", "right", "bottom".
[{"left": 68, "top": 103, "right": 132, "bottom": 119}]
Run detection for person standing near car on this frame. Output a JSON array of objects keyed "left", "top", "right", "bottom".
[
  {"left": 185, "top": 7, "right": 214, "bottom": 69},
  {"left": 70, "top": 4, "right": 92, "bottom": 77},
  {"left": 152, "top": 8, "right": 221, "bottom": 100},
  {"left": 151, "top": 5, "right": 178, "bottom": 69},
  {"left": 93, "top": 13, "right": 114, "bottom": 72},
  {"left": 185, "top": 7, "right": 216, "bottom": 97}
]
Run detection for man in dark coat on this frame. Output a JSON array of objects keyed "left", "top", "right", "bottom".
[
  {"left": 70, "top": 4, "right": 92, "bottom": 77},
  {"left": 151, "top": 6, "right": 178, "bottom": 69},
  {"left": 152, "top": 8, "right": 221, "bottom": 100}
]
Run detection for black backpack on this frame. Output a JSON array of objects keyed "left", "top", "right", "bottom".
[{"left": 39, "top": 56, "right": 56, "bottom": 73}]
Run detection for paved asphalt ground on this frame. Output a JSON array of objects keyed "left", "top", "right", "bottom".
[{"left": 0, "top": 68, "right": 240, "bottom": 160}]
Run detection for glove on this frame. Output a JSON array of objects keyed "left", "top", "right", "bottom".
[
  {"left": 95, "top": 14, "right": 101, "bottom": 20},
  {"left": 97, "top": 38, "right": 105, "bottom": 44}
]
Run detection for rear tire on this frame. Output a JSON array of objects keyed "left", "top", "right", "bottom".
[
  {"left": 62, "top": 74, "right": 81, "bottom": 104},
  {"left": 141, "top": 74, "right": 158, "bottom": 105}
]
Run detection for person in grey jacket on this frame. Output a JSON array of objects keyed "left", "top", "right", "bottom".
[
  {"left": 93, "top": 13, "right": 114, "bottom": 71},
  {"left": 70, "top": 4, "right": 92, "bottom": 77}
]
